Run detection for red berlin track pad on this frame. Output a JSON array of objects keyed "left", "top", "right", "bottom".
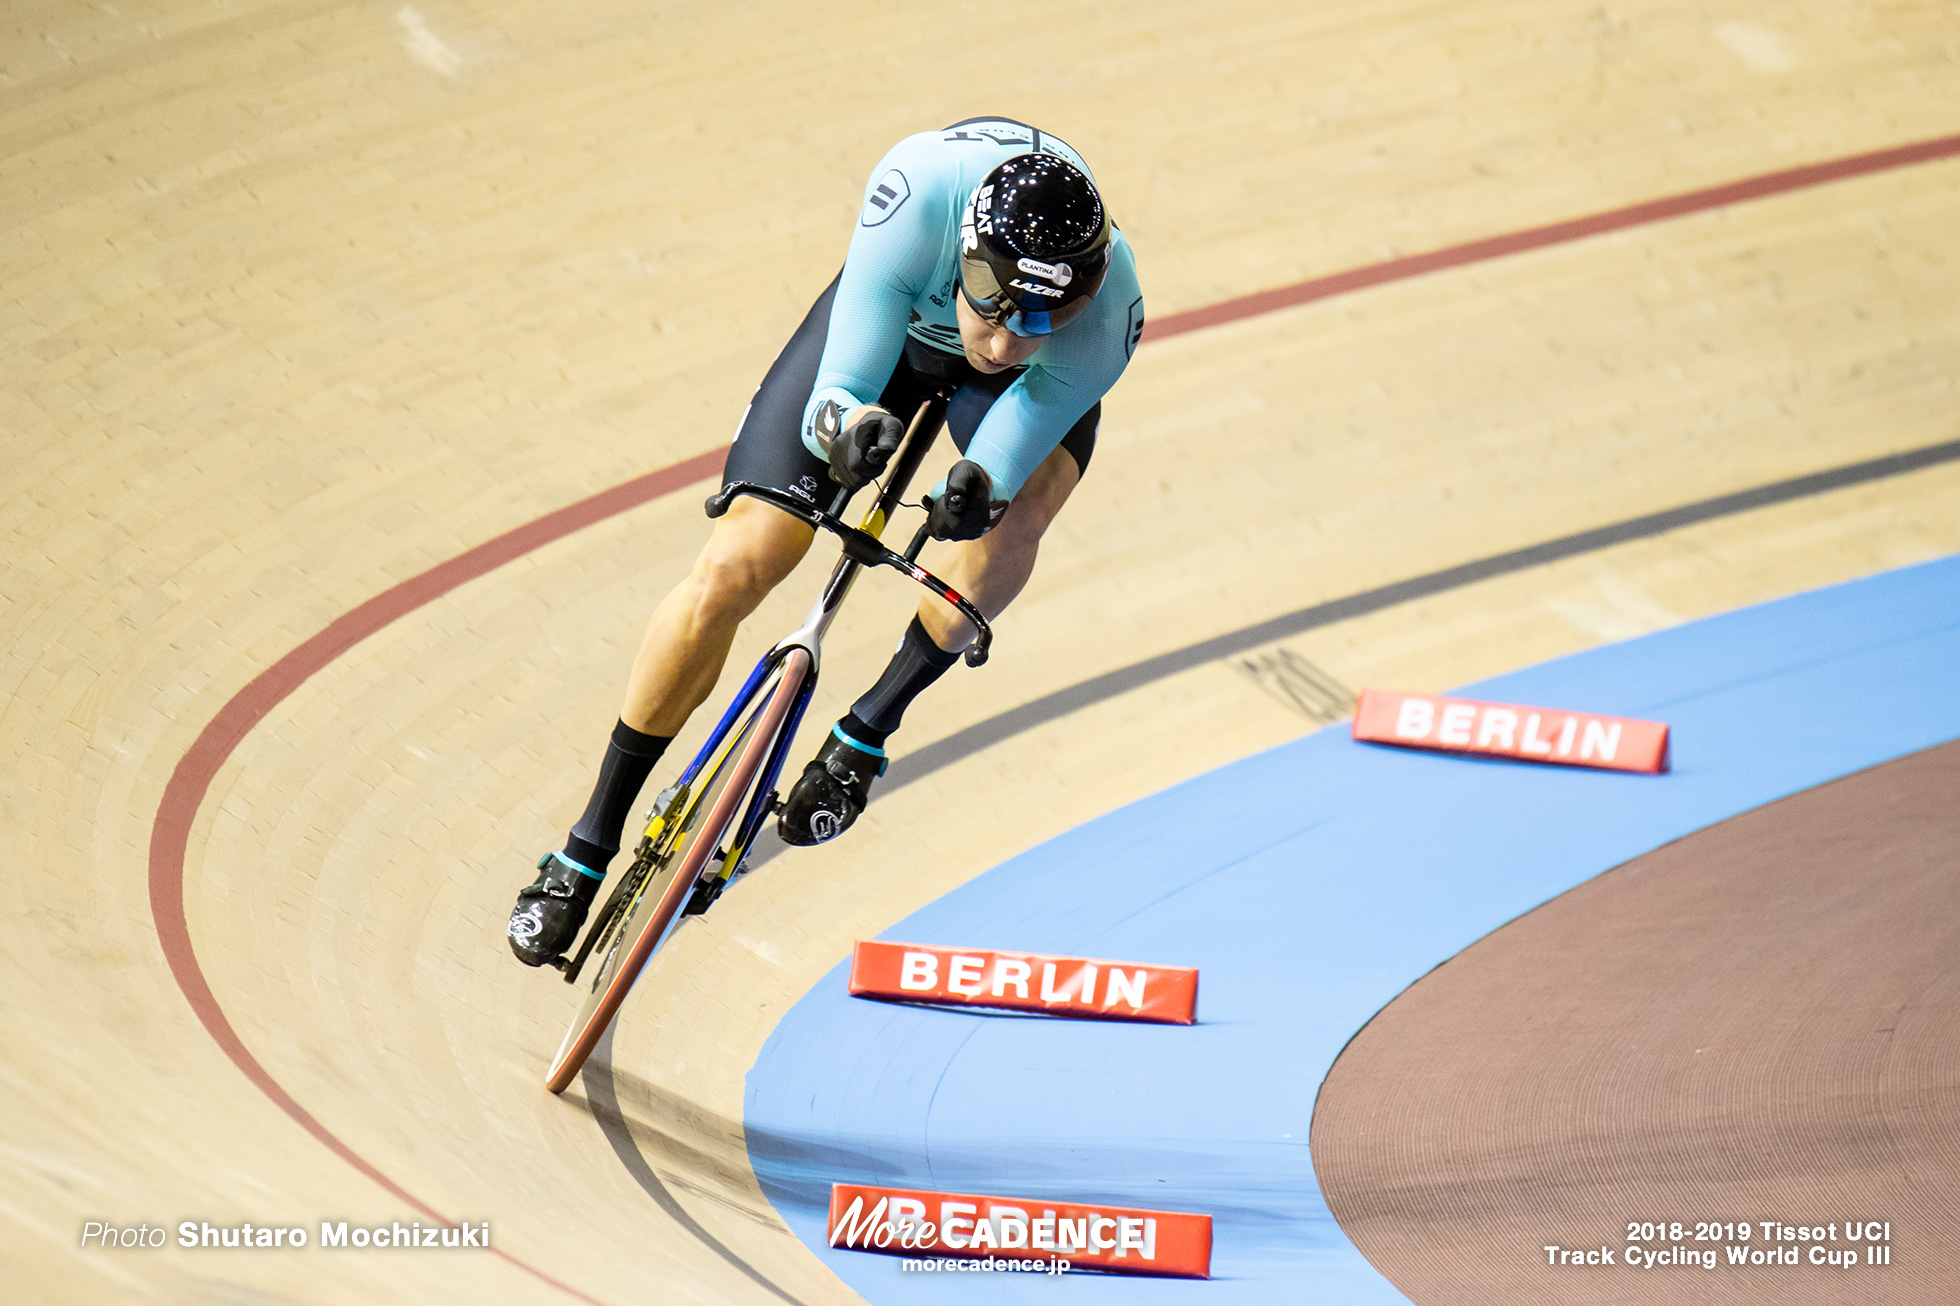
[
  {"left": 848, "top": 940, "right": 1198, "bottom": 1024},
  {"left": 1352, "top": 688, "right": 1669, "bottom": 774}
]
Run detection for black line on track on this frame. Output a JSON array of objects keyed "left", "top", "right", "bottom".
[
  {"left": 592, "top": 435, "right": 1960, "bottom": 1277},
  {"left": 770, "top": 435, "right": 1960, "bottom": 838},
  {"left": 883, "top": 438, "right": 1960, "bottom": 790},
  {"left": 582, "top": 1023, "right": 808, "bottom": 1305}
]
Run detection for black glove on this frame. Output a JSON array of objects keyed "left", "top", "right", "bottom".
[
  {"left": 925, "top": 460, "right": 1008, "bottom": 541},
  {"left": 815, "top": 401, "right": 904, "bottom": 490}
]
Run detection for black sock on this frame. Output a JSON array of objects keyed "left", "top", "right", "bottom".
[
  {"left": 847, "top": 616, "right": 961, "bottom": 746},
  {"left": 563, "top": 720, "right": 672, "bottom": 874}
]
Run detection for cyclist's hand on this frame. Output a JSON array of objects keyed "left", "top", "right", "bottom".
[
  {"left": 817, "top": 402, "right": 904, "bottom": 490},
  {"left": 925, "top": 460, "right": 1007, "bottom": 540}
]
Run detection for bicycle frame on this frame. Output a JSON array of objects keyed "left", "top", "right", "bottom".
[
  {"left": 663, "top": 387, "right": 998, "bottom": 886},
  {"left": 668, "top": 387, "right": 999, "bottom": 888},
  {"left": 545, "top": 389, "right": 995, "bottom": 1092}
]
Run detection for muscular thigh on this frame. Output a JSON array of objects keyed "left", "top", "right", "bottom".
[
  {"left": 1004, "top": 441, "right": 1082, "bottom": 534},
  {"left": 694, "top": 494, "right": 815, "bottom": 600}
]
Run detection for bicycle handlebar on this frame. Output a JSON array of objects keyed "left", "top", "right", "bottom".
[{"left": 704, "top": 481, "right": 993, "bottom": 667}]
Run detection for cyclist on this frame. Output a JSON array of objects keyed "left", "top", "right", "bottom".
[{"left": 509, "top": 117, "right": 1144, "bottom": 965}]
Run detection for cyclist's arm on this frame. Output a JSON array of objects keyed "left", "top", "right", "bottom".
[
  {"left": 801, "top": 137, "right": 949, "bottom": 459},
  {"left": 945, "top": 240, "right": 1143, "bottom": 502}
]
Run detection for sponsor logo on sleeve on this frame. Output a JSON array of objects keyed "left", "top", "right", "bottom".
[{"left": 861, "top": 169, "right": 911, "bottom": 226}]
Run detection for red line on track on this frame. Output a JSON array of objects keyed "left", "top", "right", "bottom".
[
  {"left": 145, "top": 133, "right": 1960, "bottom": 1302},
  {"left": 147, "top": 450, "right": 722, "bottom": 1306},
  {"left": 1144, "top": 132, "right": 1960, "bottom": 342}
]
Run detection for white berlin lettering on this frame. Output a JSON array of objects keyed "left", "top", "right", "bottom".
[
  {"left": 856, "top": 942, "right": 1195, "bottom": 1023},
  {"left": 990, "top": 958, "right": 1031, "bottom": 998},
  {"left": 1374, "top": 694, "right": 1652, "bottom": 770},
  {"left": 1580, "top": 719, "right": 1622, "bottom": 760},
  {"left": 947, "top": 955, "right": 986, "bottom": 996},
  {"left": 1103, "top": 968, "right": 1147, "bottom": 1011},
  {"left": 1394, "top": 698, "right": 1434, "bottom": 738},
  {"left": 899, "top": 952, "right": 937, "bottom": 990},
  {"left": 1476, "top": 708, "right": 1517, "bottom": 749},
  {"left": 1436, "top": 703, "right": 1476, "bottom": 745}
]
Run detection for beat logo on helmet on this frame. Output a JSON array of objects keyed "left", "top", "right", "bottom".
[
  {"left": 961, "top": 184, "right": 996, "bottom": 254},
  {"left": 1015, "top": 257, "right": 1073, "bottom": 287}
]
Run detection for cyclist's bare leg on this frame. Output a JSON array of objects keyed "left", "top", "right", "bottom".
[
  {"left": 916, "top": 442, "right": 1080, "bottom": 651},
  {"left": 510, "top": 496, "right": 815, "bottom": 965},
  {"left": 622, "top": 495, "right": 816, "bottom": 736}
]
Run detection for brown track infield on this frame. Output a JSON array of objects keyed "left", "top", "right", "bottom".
[{"left": 1311, "top": 739, "right": 1960, "bottom": 1304}]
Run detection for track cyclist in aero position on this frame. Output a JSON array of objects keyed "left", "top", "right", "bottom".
[{"left": 507, "top": 117, "right": 1145, "bottom": 966}]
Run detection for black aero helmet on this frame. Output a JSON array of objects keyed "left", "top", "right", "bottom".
[{"left": 958, "top": 153, "right": 1112, "bottom": 336}]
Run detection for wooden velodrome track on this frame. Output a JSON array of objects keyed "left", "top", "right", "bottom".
[{"left": 7, "top": 2, "right": 1960, "bottom": 1302}]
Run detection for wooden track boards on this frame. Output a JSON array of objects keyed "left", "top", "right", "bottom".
[{"left": 5, "top": 2, "right": 1959, "bottom": 1302}]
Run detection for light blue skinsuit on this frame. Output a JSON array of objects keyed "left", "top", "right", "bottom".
[{"left": 800, "top": 119, "right": 1144, "bottom": 503}]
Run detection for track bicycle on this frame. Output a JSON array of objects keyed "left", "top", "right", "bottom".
[{"left": 545, "top": 389, "right": 991, "bottom": 1093}]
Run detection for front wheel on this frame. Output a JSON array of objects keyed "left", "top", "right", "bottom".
[{"left": 544, "top": 647, "right": 811, "bottom": 1093}]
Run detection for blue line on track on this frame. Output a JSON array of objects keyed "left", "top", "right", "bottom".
[{"left": 746, "top": 554, "right": 1960, "bottom": 1302}]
